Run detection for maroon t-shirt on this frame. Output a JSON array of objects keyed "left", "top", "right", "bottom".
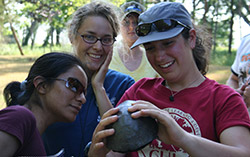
[
  {"left": 0, "top": 105, "right": 46, "bottom": 156},
  {"left": 118, "top": 77, "right": 250, "bottom": 157}
]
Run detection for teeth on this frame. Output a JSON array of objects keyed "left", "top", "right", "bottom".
[
  {"left": 89, "top": 54, "right": 101, "bottom": 59},
  {"left": 160, "top": 61, "right": 174, "bottom": 68}
]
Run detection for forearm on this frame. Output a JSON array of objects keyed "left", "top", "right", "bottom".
[
  {"left": 181, "top": 133, "right": 249, "bottom": 157},
  {"left": 226, "top": 74, "right": 239, "bottom": 89},
  {"left": 93, "top": 85, "right": 113, "bottom": 116}
]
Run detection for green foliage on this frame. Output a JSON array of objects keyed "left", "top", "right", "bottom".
[
  {"left": 210, "top": 47, "right": 236, "bottom": 66},
  {"left": 0, "top": 43, "right": 72, "bottom": 55}
]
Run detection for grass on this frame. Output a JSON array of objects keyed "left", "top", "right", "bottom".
[{"left": 0, "top": 44, "right": 234, "bottom": 110}]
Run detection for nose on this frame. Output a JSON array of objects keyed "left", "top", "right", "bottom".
[
  {"left": 76, "top": 93, "right": 86, "bottom": 104},
  {"left": 155, "top": 48, "right": 166, "bottom": 62},
  {"left": 129, "top": 22, "right": 137, "bottom": 31},
  {"left": 92, "top": 40, "right": 102, "bottom": 50}
]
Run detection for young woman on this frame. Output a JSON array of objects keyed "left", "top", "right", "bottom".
[
  {"left": 42, "top": 1, "right": 134, "bottom": 156},
  {"left": 110, "top": 1, "right": 159, "bottom": 81},
  {"left": 88, "top": 2, "right": 250, "bottom": 157},
  {"left": 0, "top": 52, "right": 87, "bottom": 156}
]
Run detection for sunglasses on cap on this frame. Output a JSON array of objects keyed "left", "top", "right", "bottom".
[
  {"left": 125, "top": 5, "right": 142, "bottom": 13},
  {"left": 49, "top": 77, "right": 86, "bottom": 95},
  {"left": 136, "top": 19, "right": 191, "bottom": 37}
]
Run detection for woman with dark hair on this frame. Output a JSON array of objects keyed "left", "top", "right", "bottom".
[
  {"left": 0, "top": 52, "right": 88, "bottom": 156},
  {"left": 88, "top": 2, "right": 250, "bottom": 157}
]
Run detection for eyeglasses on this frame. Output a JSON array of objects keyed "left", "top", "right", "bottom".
[
  {"left": 77, "top": 33, "right": 115, "bottom": 46},
  {"left": 136, "top": 19, "right": 191, "bottom": 36},
  {"left": 49, "top": 77, "right": 86, "bottom": 95}
]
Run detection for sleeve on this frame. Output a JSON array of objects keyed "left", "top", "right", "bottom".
[
  {"left": 116, "top": 80, "right": 143, "bottom": 106},
  {"left": 214, "top": 87, "right": 250, "bottom": 136},
  {"left": 0, "top": 106, "right": 37, "bottom": 145},
  {"left": 231, "top": 37, "right": 247, "bottom": 75}
]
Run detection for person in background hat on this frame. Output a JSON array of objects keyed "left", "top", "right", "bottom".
[
  {"left": 87, "top": 2, "right": 250, "bottom": 157},
  {"left": 109, "top": 1, "right": 159, "bottom": 81}
]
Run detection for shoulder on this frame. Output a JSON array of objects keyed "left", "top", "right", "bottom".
[
  {"left": 106, "top": 69, "right": 135, "bottom": 82},
  {"left": 131, "top": 77, "right": 164, "bottom": 89},
  {"left": 0, "top": 105, "right": 36, "bottom": 127},
  {"left": 242, "top": 34, "right": 250, "bottom": 40},
  {"left": 239, "top": 34, "right": 250, "bottom": 46},
  {"left": 0, "top": 106, "right": 36, "bottom": 143},
  {"left": 202, "top": 78, "right": 237, "bottom": 93},
  {"left": 0, "top": 105, "right": 34, "bottom": 120}
]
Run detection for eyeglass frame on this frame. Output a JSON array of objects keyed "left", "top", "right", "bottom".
[
  {"left": 48, "top": 77, "right": 86, "bottom": 95},
  {"left": 77, "top": 32, "right": 116, "bottom": 46},
  {"left": 135, "top": 19, "right": 191, "bottom": 37}
]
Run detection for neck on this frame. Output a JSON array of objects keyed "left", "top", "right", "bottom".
[
  {"left": 166, "top": 74, "right": 205, "bottom": 91},
  {"left": 25, "top": 95, "right": 56, "bottom": 134},
  {"left": 25, "top": 104, "right": 53, "bottom": 135}
]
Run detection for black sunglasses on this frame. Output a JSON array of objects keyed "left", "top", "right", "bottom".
[
  {"left": 49, "top": 77, "right": 86, "bottom": 95},
  {"left": 136, "top": 19, "right": 191, "bottom": 37}
]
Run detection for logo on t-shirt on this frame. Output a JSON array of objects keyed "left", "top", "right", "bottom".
[{"left": 138, "top": 107, "right": 201, "bottom": 157}]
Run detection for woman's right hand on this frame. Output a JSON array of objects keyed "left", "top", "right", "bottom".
[{"left": 88, "top": 107, "right": 119, "bottom": 157}]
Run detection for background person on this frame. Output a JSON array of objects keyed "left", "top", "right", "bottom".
[
  {"left": 42, "top": 1, "right": 135, "bottom": 157},
  {"left": 226, "top": 33, "right": 250, "bottom": 112},
  {"left": 0, "top": 52, "right": 88, "bottom": 156},
  {"left": 88, "top": 2, "right": 250, "bottom": 157},
  {"left": 109, "top": 1, "right": 159, "bottom": 81}
]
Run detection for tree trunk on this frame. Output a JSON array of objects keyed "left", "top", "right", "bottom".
[
  {"left": 22, "top": 20, "right": 38, "bottom": 46},
  {"left": 42, "top": 26, "right": 54, "bottom": 47},
  {"left": 10, "top": 22, "right": 24, "bottom": 55},
  {"left": 31, "top": 23, "right": 39, "bottom": 49},
  {"left": 56, "top": 28, "right": 61, "bottom": 46},
  {"left": 228, "top": 0, "right": 234, "bottom": 55}
]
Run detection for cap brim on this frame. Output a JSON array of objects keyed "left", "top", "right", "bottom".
[
  {"left": 122, "top": 11, "right": 140, "bottom": 20},
  {"left": 131, "top": 26, "right": 184, "bottom": 49}
]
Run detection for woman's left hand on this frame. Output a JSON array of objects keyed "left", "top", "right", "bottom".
[
  {"left": 92, "top": 50, "right": 113, "bottom": 89},
  {"left": 88, "top": 107, "right": 119, "bottom": 157}
]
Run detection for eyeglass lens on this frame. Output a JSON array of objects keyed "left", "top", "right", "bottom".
[
  {"left": 66, "top": 77, "right": 85, "bottom": 95},
  {"left": 79, "top": 34, "right": 114, "bottom": 46}
]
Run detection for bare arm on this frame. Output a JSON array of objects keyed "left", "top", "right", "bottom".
[
  {"left": 180, "top": 126, "right": 250, "bottom": 157},
  {"left": 92, "top": 51, "right": 113, "bottom": 116},
  {"left": 0, "top": 130, "right": 20, "bottom": 156},
  {"left": 226, "top": 73, "right": 239, "bottom": 90}
]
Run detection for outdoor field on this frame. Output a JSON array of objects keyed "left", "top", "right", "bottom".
[{"left": 0, "top": 54, "right": 232, "bottom": 110}]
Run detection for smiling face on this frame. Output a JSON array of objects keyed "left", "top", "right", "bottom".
[
  {"left": 44, "top": 65, "right": 87, "bottom": 122},
  {"left": 121, "top": 13, "right": 139, "bottom": 47},
  {"left": 143, "top": 30, "right": 196, "bottom": 83},
  {"left": 72, "top": 16, "right": 114, "bottom": 74}
]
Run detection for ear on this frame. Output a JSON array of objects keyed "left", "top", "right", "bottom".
[
  {"left": 188, "top": 29, "right": 196, "bottom": 49},
  {"left": 33, "top": 76, "right": 47, "bottom": 94}
]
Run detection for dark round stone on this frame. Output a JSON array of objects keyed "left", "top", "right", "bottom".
[{"left": 106, "top": 100, "right": 158, "bottom": 153}]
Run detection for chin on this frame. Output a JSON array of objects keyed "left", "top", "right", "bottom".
[{"left": 63, "top": 115, "right": 77, "bottom": 123}]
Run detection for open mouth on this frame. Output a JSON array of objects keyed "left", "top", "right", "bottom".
[
  {"left": 160, "top": 60, "right": 175, "bottom": 68},
  {"left": 89, "top": 53, "right": 101, "bottom": 59}
]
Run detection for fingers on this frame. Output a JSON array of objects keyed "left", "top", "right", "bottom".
[
  {"left": 104, "top": 50, "right": 113, "bottom": 67},
  {"left": 92, "top": 108, "right": 119, "bottom": 142}
]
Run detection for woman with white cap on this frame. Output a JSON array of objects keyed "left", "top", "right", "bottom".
[
  {"left": 110, "top": 1, "right": 159, "bottom": 81},
  {"left": 88, "top": 2, "right": 250, "bottom": 157}
]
